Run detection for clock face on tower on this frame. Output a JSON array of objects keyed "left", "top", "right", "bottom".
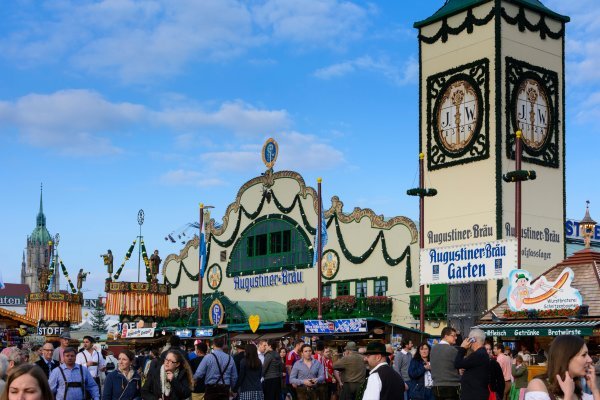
[
  {"left": 436, "top": 80, "right": 480, "bottom": 153},
  {"left": 506, "top": 57, "right": 559, "bottom": 168},
  {"left": 426, "top": 58, "right": 489, "bottom": 170},
  {"left": 514, "top": 78, "right": 550, "bottom": 151}
]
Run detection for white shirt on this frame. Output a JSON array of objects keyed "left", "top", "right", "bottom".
[
  {"left": 362, "top": 362, "right": 387, "bottom": 400},
  {"left": 75, "top": 349, "right": 105, "bottom": 378},
  {"left": 258, "top": 351, "right": 265, "bottom": 364}
]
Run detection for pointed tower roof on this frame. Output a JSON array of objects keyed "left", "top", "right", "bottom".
[
  {"left": 414, "top": 0, "right": 569, "bottom": 28},
  {"left": 30, "top": 184, "right": 52, "bottom": 245},
  {"left": 36, "top": 184, "right": 46, "bottom": 227}
]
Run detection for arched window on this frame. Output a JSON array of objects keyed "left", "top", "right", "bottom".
[{"left": 227, "top": 215, "right": 312, "bottom": 276}]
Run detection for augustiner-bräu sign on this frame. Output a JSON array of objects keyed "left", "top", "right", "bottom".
[{"left": 420, "top": 239, "right": 517, "bottom": 284}]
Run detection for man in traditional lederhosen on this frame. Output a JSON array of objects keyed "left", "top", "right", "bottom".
[
  {"left": 75, "top": 336, "right": 105, "bottom": 395},
  {"left": 49, "top": 347, "right": 100, "bottom": 400}
]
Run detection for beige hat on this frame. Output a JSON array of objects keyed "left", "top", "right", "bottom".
[{"left": 344, "top": 341, "right": 358, "bottom": 351}]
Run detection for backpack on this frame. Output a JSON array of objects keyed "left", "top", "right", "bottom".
[{"left": 489, "top": 359, "right": 505, "bottom": 394}]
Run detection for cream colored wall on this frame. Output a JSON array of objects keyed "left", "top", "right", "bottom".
[
  {"left": 500, "top": 3, "right": 565, "bottom": 278},
  {"left": 419, "top": 2, "right": 566, "bottom": 308},
  {"left": 420, "top": 3, "right": 498, "bottom": 249},
  {"left": 164, "top": 171, "right": 419, "bottom": 328}
]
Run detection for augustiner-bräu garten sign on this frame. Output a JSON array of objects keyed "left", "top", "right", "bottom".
[{"left": 420, "top": 239, "right": 517, "bottom": 284}]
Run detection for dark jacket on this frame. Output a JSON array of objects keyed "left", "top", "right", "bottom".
[
  {"left": 102, "top": 369, "right": 141, "bottom": 400},
  {"left": 35, "top": 358, "right": 59, "bottom": 378},
  {"left": 141, "top": 366, "right": 192, "bottom": 400},
  {"left": 234, "top": 358, "right": 263, "bottom": 393},
  {"left": 234, "top": 351, "right": 245, "bottom": 374},
  {"left": 370, "top": 363, "right": 405, "bottom": 400},
  {"left": 263, "top": 350, "right": 284, "bottom": 380},
  {"left": 408, "top": 358, "right": 434, "bottom": 400},
  {"left": 190, "top": 355, "right": 206, "bottom": 393},
  {"left": 454, "top": 347, "right": 491, "bottom": 400}
]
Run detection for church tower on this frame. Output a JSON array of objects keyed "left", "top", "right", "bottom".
[
  {"left": 415, "top": 0, "right": 568, "bottom": 331},
  {"left": 22, "top": 187, "right": 56, "bottom": 292}
]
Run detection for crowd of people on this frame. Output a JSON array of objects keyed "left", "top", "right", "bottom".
[{"left": 1, "top": 329, "right": 600, "bottom": 400}]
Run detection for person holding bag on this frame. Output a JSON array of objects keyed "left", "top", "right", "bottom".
[{"left": 408, "top": 343, "right": 434, "bottom": 400}]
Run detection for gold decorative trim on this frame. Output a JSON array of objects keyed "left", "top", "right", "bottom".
[
  {"left": 328, "top": 196, "right": 418, "bottom": 243},
  {"left": 166, "top": 169, "right": 419, "bottom": 266},
  {"left": 209, "top": 170, "right": 317, "bottom": 236},
  {"left": 163, "top": 236, "right": 199, "bottom": 276}
]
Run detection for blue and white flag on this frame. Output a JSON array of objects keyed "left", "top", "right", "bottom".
[
  {"left": 313, "top": 206, "right": 328, "bottom": 266},
  {"left": 199, "top": 230, "right": 207, "bottom": 278},
  {"left": 0, "top": 272, "right": 5, "bottom": 290}
]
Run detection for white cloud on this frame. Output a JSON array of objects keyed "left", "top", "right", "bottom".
[
  {"left": 159, "top": 170, "right": 226, "bottom": 187},
  {"left": 0, "top": 89, "right": 144, "bottom": 155},
  {"left": 156, "top": 101, "right": 291, "bottom": 137},
  {"left": 314, "top": 55, "right": 418, "bottom": 86},
  {"left": 574, "top": 91, "right": 600, "bottom": 128},
  {"left": 253, "top": 0, "right": 370, "bottom": 50},
  {"left": 538, "top": 1, "right": 600, "bottom": 127},
  {"left": 200, "top": 151, "right": 260, "bottom": 173},
  {"left": 0, "top": 0, "right": 372, "bottom": 83},
  {"left": 0, "top": 90, "right": 293, "bottom": 155},
  {"left": 276, "top": 131, "right": 345, "bottom": 170}
]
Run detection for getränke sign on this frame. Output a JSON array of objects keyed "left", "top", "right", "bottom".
[
  {"left": 420, "top": 239, "right": 516, "bottom": 284},
  {"left": 506, "top": 268, "right": 582, "bottom": 312}
]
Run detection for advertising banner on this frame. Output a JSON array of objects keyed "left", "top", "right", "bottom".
[
  {"left": 121, "top": 327, "right": 155, "bottom": 338},
  {"left": 506, "top": 268, "right": 582, "bottom": 312},
  {"left": 194, "top": 328, "right": 214, "bottom": 337},
  {"left": 420, "top": 239, "right": 517, "bottom": 284},
  {"left": 304, "top": 318, "right": 367, "bottom": 334}
]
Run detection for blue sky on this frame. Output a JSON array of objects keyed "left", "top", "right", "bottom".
[{"left": 1, "top": 0, "right": 598, "bottom": 295}]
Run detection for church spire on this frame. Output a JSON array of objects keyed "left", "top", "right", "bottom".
[{"left": 36, "top": 183, "right": 46, "bottom": 227}]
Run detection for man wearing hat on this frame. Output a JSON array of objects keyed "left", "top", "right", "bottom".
[
  {"left": 361, "top": 342, "right": 405, "bottom": 400},
  {"left": 333, "top": 342, "right": 366, "bottom": 400},
  {"left": 53, "top": 331, "right": 72, "bottom": 363}
]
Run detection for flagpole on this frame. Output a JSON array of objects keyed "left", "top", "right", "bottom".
[
  {"left": 197, "top": 203, "right": 204, "bottom": 327},
  {"left": 317, "top": 178, "right": 323, "bottom": 320}
]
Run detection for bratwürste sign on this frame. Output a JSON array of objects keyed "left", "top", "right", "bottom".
[{"left": 420, "top": 239, "right": 517, "bottom": 284}]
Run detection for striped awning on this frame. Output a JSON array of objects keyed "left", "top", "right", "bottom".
[{"left": 476, "top": 320, "right": 600, "bottom": 329}]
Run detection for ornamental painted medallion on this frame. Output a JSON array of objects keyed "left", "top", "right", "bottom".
[
  {"left": 321, "top": 250, "right": 340, "bottom": 280},
  {"left": 506, "top": 57, "right": 559, "bottom": 168},
  {"left": 427, "top": 59, "right": 489, "bottom": 170},
  {"left": 209, "top": 299, "right": 225, "bottom": 326},
  {"left": 206, "top": 264, "right": 222, "bottom": 290},
  {"left": 262, "top": 138, "right": 278, "bottom": 169},
  {"left": 435, "top": 80, "right": 479, "bottom": 153},
  {"left": 514, "top": 78, "right": 550, "bottom": 151}
]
